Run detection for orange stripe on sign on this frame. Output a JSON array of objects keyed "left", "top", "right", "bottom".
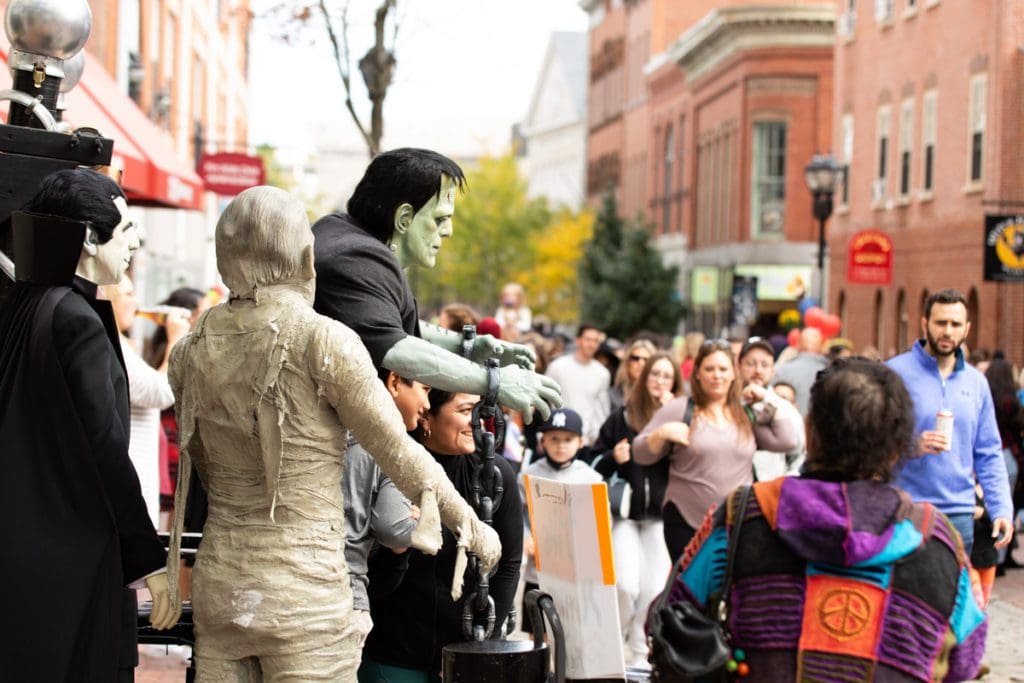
[
  {"left": 592, "top": 483, "right": 616, "bottom": 585},
  {"left": 523, "top": 474, "right": 540, "bottom": 572}
]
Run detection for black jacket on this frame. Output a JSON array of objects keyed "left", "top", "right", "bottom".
[
  {"left": 364, "top": 452, "right": 523, "bottom": 673},
  {"left": 312, "top": 213, "right": 420, "bottom": 369},
  {"left": 0, "top": 278, "right": 165, "bottom": 681},
  {"left": 590, "top": 406, "right": 669, "bottom": 520}
]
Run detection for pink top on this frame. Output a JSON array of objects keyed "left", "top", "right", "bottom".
[{"left": 633, "top": 394, "right": 799, "bottom": 527}]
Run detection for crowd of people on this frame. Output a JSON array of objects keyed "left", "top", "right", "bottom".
[{"left": 5, "top": 154, "right": 1023, "bottom": 683}]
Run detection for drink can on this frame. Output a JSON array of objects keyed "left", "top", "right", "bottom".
[{"left": 935, "top": 409, "right": 954, "bottom": 442}]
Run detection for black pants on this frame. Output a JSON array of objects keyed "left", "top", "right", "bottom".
[{"left": 662, "top": 503, "right": 697, "bottom": 561}]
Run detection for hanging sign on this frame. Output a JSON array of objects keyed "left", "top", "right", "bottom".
[
  {"left": 984, "top": 215, "right": 1024, "bottom": 282},
  {"left": 847, "top": 230, "right": 893, "bottom": 285},
  {"left": 197, "top": 152, "right": 266, "bottom": 196}
]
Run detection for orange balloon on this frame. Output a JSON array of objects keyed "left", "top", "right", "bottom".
[
  {"left": 787, "top": 327, "right": 801, "bottom": 347},
  {"left": 804, "top": 306, "right": 826, "bottom": 329},
  {"left": 820, "top": 313, "right": 842, "bottom": 338}
]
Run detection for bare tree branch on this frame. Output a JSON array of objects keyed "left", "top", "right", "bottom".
[{"left": 318, "top": 0, "right": 374, "bottom": 154}]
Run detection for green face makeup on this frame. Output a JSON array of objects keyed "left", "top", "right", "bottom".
[{"left": 397, "top": 175, "right": 456, "bottom": 269}]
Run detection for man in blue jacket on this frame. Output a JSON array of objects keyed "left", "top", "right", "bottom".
[{"left": 887, "top": 288, "right": 1013, "bottom": 555}]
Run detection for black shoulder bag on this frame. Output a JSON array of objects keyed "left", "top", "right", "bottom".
[{"left": 647, "top": 485, "right": 751, "bottom": 682}]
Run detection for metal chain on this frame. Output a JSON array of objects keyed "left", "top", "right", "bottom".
[{"left": 459, "top": 326, "right": 509, "bottom": 640}]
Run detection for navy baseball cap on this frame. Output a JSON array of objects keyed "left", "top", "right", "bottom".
[{"left": 536, "top": 407, "right": 583, "bottom": 436}]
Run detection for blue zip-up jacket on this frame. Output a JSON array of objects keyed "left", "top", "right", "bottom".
[{"left": 887, "top": 340, "right": 1010, "bottom": 522}]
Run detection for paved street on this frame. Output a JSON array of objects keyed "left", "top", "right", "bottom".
[{"left": 137, "top": 556, "right": 1024, "bottom": 682}]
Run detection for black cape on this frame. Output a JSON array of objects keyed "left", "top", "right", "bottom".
[{"left": 0, "top": 279, "right": 165, "bottom": 681}]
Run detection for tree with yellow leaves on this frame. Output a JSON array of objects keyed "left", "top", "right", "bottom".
[{"left": 512, "top": 210, "right": 593, "bottom": 323}]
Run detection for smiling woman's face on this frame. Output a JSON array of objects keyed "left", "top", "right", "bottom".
[{"left": 421, "top": 392, "right": 479, "bottom": 455}]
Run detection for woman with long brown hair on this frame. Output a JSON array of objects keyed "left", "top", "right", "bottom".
[
  {"left": 592, "top": 352, "right": 679, "bottom": 665},
  {"left": 633, "top": 339, "right": 799, "bottom": 558},
  {"left": 609, "top": 339, "right": 657, "bottom": 412}
]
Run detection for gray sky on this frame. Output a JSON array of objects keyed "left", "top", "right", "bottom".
[{"left": 249, "top": 0, "right": 589, "bottom": 161}]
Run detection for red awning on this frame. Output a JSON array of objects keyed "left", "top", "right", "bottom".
[{"left": 1, "top": 36, "right": 204, "bottom": 211}]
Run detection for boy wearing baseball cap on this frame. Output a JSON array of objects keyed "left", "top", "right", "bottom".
[{"left": 517, "top": 408, "right": 602, "bottom": 634}]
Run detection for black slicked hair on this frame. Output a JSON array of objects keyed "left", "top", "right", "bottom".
[
  {"left": 22, "top": 168, "right": 126, "bottom": 244},
  {"left": 347, "top": 148, "right": 466, "bottom": 244}
]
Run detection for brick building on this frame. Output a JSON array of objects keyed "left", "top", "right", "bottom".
[
  {"left": 1, "top": 0, "right": 252, "bottom": 297},
  {"left": 830, "top": 0, "right": 1024, "bottom": 363},
  {"left": 87, "top": 0, "right": 252, "bottom": 297},
  {"left": 581, "top": 0, "right": 835, "bottom": 334}
]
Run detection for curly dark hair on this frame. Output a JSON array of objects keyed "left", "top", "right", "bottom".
[{"left": 805, "top": 358, "right": 915, "bottom": 482}]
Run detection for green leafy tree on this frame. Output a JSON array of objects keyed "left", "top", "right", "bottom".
[
  {"left": 579, "top": 192, "right": 685, "bottom": 338},
  {"left": 412, "top": 154, "right": 551, "bottom": 314},
  {"left": 512, "top": 209, "right": 593, "bottom": 324}
]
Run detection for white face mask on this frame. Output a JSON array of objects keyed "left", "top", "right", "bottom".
[{"left": 88, "top": 197, "right": 140, "bottom": 285}]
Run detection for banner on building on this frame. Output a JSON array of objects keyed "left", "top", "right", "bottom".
[
  {"left": 733, "top": 264, "right": 811, "bottom": 300},
  {"left": 729, "top": 275, "right": 759, "bottom": 328},
  {"left": 197, "top": 152, "right": 266, "bottom": 196},
  {"left": 691, "top": 266, "right": 719, "bottom": 305},
  {"left": 847, "top": 230, "right": 893, "bottom": 285},
  {"left": 984, "top": 215, "right": 1024, "bottom": 282}
]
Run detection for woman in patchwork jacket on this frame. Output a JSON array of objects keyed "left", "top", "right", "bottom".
[{"left": 664, "top": 358, "right": 986, "bottom": 682}]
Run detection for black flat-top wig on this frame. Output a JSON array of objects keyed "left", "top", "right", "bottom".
[
  {"left": 22, "top": 168, "right": 126, "bottom": 245},
  {"left": 347, "top": 148, "right": 466, "bottom": 245}
]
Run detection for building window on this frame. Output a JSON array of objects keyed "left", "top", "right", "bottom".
[
  {"left": 896, "top": 288, "right": 908, "bottom": 353},
  {"left": 662, "top": 125, "right": 674, "bottom": 234},
  {"left": 676, "top": 115, "right": 686, "bottom": 233},
  {"left": 841, "top": 114, "right": 854, "bottom": 206},
  {"left": 922, "top": 90, "right": 937, "bottom": 193},
  {"left": 873, "top": 289, "right": 885, "bottom": 351},
  {"left": 874, "top": 105, "right": 891, "bottom": 203},
  {"left": 874, "top": 0, "right": 894, "bottom": 22},
  {"left": 751, "top": 121, "right": 787, "bottom": 236},
  {"left": 968, "top": 74, "right": 986, "bottom": 184},
  {"left": 899, "top": 99, "right": 913, "bottom": 197}
]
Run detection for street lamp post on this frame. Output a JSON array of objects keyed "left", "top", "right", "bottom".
[{"left": 803, "top": 154, "right": 845, "bottom": 305}]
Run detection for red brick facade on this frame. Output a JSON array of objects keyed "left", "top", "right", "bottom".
[
  {"left": 830, "top": 0, "right": 1024, "bottom": 363},
  {"left": 584, "top": 1, "right": 835, "bottom": 334}
]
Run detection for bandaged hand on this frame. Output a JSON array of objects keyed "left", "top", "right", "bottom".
[
  {"left": 450, "top": 516, "right": 502, "bottom": 601},
  {"left": 146, "top": 572, "right": 182, "bottom": 631}
]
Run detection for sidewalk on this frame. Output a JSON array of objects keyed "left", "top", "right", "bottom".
[
  {"left": 984, "top": 563, "right": 1024, "bottom": 682},
  {"left": 137, "top": 564, "right": 1024, "bottom": 683}
]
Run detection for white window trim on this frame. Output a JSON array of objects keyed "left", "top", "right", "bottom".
[
  {"left": 919, "top": 89, "right": 937, "bottom": 201},
  {"left": 873, "top": 105, "right": 891, "bottom": 209},
  {"left": 898, "top": 99, "right": 914, "bottom": 199},
  {"left": 839, "top": 114, "right": 854, "bottom": 211},
  {"left": 965, "top": 73, "right": 986, "bottom": 192}
]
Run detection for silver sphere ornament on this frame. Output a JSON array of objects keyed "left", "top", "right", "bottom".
[
  {"left": 5, "top": 0, "right": 92, "bottom": 59},
  {"left": 59, "top": 49, "right": 86, "bottom": 92}
]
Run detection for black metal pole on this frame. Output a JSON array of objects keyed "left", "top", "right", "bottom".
[{"left": 818, "top": 214, "right": 826, "bottom": 304}]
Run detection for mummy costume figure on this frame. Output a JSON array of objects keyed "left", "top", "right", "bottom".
[{"left": 165, "top": 186, "right": 500, "bottom": 681}]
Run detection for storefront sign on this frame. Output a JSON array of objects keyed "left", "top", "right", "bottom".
[
  {"left": 984, "top": 215, "right": 1024, "bottom": 282},
  {"left": 732, "top": 264, "right": 810, "bottom": 300},
  {"left": 690, "top": 266, "right": 719, "bottom": 305},
  {"left": 197, "top": 152, "right": 266, "bottom": 196},
  {"left": 729, "top": 275, "right": 759, "bottom": 327},
  {"left": 847, "top": 230, "right": 893, "bottom": 285}
]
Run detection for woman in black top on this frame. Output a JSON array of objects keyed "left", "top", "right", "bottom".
[
  {"left": 359, "top": 390, "right": 523, "bottom": 682},
  {"left": 590, "top": 352, "right": 679, "bottom": 666}
]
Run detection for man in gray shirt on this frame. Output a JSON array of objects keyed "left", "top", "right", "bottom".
[
  {"left": 772, "top": 327, "right": 828, "bottom": 416},
  {"left": 343, "top": 371, "right": 431, "bottom": 646}
]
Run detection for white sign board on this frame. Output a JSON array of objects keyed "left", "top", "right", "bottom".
[{"left": 523, "top": 476, "right": 625, "bottom": 680}]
